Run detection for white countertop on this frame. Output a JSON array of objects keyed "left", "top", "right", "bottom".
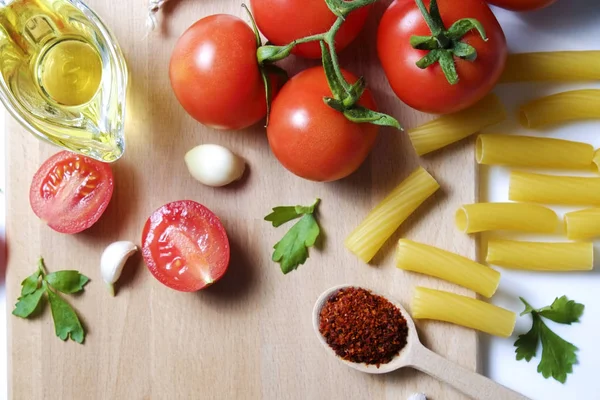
[
  {"left": 1, "top": 2, "right": 599, "bottom": 399},
  {"left": 482, "top": 3, "right": 600, "bottom": 399}
]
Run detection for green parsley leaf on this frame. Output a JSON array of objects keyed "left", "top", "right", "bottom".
[
  {"left": 518, "top": 296, "right": 536, "bottom": 316},
  {"left": 295, "top": 199, "right": 319, "bottom": 215},
  {"left": 45, "top": 283, "right": 85, "bottom": 344},
  {"left": 45, "top": 270, "right": 90, "bottom": 294},
  {"left": 514, "top": 296, "right": 582, "bottom": 383},
  {"left": 537, "top": 296, "right": 584, "bottom": 325},
  {"left": 265, "top": 206, "right": 303, "bottom": 227},
  {"left": 20, "top": 268, "right": 42, "bottom": 296},
  {"left": 265, "top": 199, "right": 322, "bottom": 274},
  {"left": 12, "top": 287, "right": 45, "bottom": 318},
  {"left": 538, "top": 320, "right": 578, "bottom": 384},
  {"left": 272, "top": 214, "right": 320, "bottom": 274},
  {"left": 265, "top": 198, "right": 320, "bottom": 227},
  {"left": 515, "top": 313, "right": 541, "bottom": 362},
  {"left": 12, "top": 258, "right": 88, "bottom": 344}
]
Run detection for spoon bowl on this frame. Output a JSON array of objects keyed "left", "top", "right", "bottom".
[
  {"left": 313, "top": 284, "right": 529, "bottom": 400},
  {"left": 312, "top": 284, "right": 417, "bottom": 374}
]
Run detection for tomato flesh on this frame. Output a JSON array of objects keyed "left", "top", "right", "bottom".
[
  {"left": 487, "top": 0, "right": 557, "bottom": 11},
  {"left": 29, "top": 151, "right": 113, "bottom": 234},
  {"left": 267, "top": 67, "right": 378, "bottom": 182},
  {"left": 169, "top": 15, "right": 268, "bottom": 130},
  {"left": 142, "top": 201, "right": 230, "bottom": 292},
  {"left": 377, "top": 0, "right": 507, "bottom": 114},
  {"left": 250, "top": 0, "right": 370, "bottom": 59}
]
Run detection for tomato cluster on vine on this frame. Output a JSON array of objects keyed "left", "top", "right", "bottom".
[{"left": 168, "top": 0, "right": 548, "bottom": 182}]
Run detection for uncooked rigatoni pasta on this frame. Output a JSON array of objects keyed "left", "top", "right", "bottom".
[
  {"left": 509, "top": 171, "right": 600, "bottom": 205},
  {"left": 519, "top": 89, "right": 600, "bottom": 129},
  {"left": 594, "top": 150, "right": 600, "bottom": 172},
  {"left": 486, "top": 239, "right": 593, "bottom": 271},
  {"left": 395, "top": 239, "right": 500, "bottom": 297},
  {"left": 407, "top": 94, "right": 506, "bottom": 156},
  {"left": 564, "top": 208, "right": 600, "bottom": 240},
  {"left": 476, "top": 134, "right": 594, "bottom": 170},
  {"left": 500, "top": 51, "right": 600, "bottom": 83},
  {"left": 345, "top": 167, "right": 439, "bottom": 263},
  {"left": 412, "top": 287, "right": 516, "bottom": 337},
  {"left": 455, "top": 203, "right": 557, "bottom": 234}
]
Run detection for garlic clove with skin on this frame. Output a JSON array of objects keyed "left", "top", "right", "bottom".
[
  {"left": 101, "top": 241, "right": 138, "bottom": 296},
  {"left": 185, "top": 144, "right": 246, "bottom": 187}
]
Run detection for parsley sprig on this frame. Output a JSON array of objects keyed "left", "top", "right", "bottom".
[
  {"left": 13, "top": 258, "right": 89, "bottom": 344},
  {"left": 515, "top": 296, "right": 584, "bottom": 383},
  {"left": 265, "top": 198, "right": 321, "bottom": 274}
]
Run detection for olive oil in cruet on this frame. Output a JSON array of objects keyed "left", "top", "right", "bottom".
[{"left": 0, "top": 0, "right": 128, "bottom": 162}]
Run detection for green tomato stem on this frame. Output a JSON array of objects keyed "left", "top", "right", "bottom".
[
  {"left": 254, "top": 0, "right": 352, "bottom": 92},
  {"left": 414, "top": 0, "right": 450, "bottom": 47},
  {"left": 241, "top": 4, "right": 262, "bottom": 48},
  {"left": 410, "top": 0, "right": 488, "bottom": 85},
  {"left": 415, "top": 0, "right": 441, "bottom": 36},
  {"left": 254, "top": 0, "right": 401, "bottom": 129},
  {"left": 323, "top": 18, "right": 351, "bottom": 93},
  {"left": 37, "top": 257, "right": 47, "bottom": 277},
  {"left": 334, "top": 0, "right": 379, "bottom": 14},
  {"left": 294, "top": 33, "right": 326, "bottom": 45},
  {"left": 242, "top": 3, "right": 280, "bottom": 126}
]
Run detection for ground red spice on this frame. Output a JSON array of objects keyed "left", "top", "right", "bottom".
[{"left": 318, "top": 287, "right": 408, "bottom": 366}]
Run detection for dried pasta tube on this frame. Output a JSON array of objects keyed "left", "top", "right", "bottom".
[
  {"left": 500, "top": 51, "right": 600, "bottom": 83},
  {"left": 396, "top": 239, "right": 500, "bottom": 298},
  {"left": 564, "top": 208, "right": 600, "bottom": 240},
  {"left": 455, "top": 203, "right": 557, "bottom": 234},
  {"left": 486, "top": 239, "right": 593, "bottom": 271},
  {"left": 408, "top": 94, "right": 506, "bottom": 156},
  {"left": 476, "top": 134, "right": 594, "bottom": 170},
  {"left": 519, "top": 89, "right": 600, "bottom": 129},
  {"left": 509, "top": 171, "right": 600, "bottom": 205},
  {"left": 345, "top": 167, "right": 439, "bottom": 263},
  {"left": 412, "top": 287, "right": 516, "bottom": 338},
  {"left": 594, "top": 149, "right": 600, "bottom": 172}
]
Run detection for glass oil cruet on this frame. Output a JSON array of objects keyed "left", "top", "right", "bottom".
[{"left": 0, "top": 0, "right": 128, "bottom": 162}]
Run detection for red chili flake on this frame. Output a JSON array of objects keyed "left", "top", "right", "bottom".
[{"left": 318, "top": 287, "right": 408, "bottom": 366}]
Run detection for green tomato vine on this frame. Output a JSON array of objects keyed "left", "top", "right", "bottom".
[{"left": 245, "top": 0, "right": 402, "bottom": 129}]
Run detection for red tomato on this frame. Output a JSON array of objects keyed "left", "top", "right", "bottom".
[
  {"left": 487, "top": 0, "right": 557, "bottom": 11},
  {"left": 267, "top": 67, "right": 378, "bottom": 182},
  {"left": 29, "top": 151, "right": 113, "bottom": 234},
  {"left": 170, "top": 15, "right": 268, "bottom": 130},
  {"left": 250, "top": 0, "right": 370, "bottom": 59},
  {"left": 377, "top": 0, "right": 507, "bottom": 114},
  {"left": 142, "top": 201, "right": 230, "bottom": 292}
]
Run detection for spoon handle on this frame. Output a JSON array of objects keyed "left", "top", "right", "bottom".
[{"left": 408, "top": 344, "right": 529, "bottom": 400}]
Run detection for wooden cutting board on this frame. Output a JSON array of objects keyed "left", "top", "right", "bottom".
[{"left": 6, "top": 0, "right": 478, "bottom": 398}]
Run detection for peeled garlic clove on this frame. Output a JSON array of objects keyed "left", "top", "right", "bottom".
[
  {"left": 101, "top": 241, "right": 138, "bottom": 296},
  {"left": 185, "top": 144, "right": 245, "bottom": 187}
]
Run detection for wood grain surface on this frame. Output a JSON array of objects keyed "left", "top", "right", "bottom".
[{"left": 6, "top": 0, "right": 478, "bottom": 398}]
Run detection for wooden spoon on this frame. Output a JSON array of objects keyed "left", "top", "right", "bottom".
[{"left": 313, "top": 285, "right": 529, "bottom": 400}]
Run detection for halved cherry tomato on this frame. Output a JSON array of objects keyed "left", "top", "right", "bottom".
[
  {"left": 267, "top": 67, "right": 378, "bottom": 182},
  {"left": 487, "top": 0, "right": 557, "bottom": 11},
  {"left": 169, "top": 15, "right": 269, "bottom": 130},
  {"left": 250, "top": 0, "right": 370, "bottom": 59},
  {"left": 378, "top": 0, "right": 507, "bottom": 114},
  {"left": 29, "top": 151, "right": 113, "bottom": 234},
  {"left": 142, "top": 201, "right": 230, "bottom": 292}
]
